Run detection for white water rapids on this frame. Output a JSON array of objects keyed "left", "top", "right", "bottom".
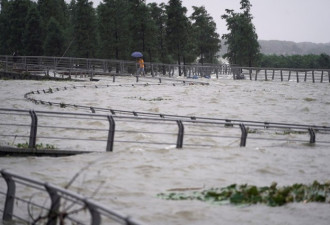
[{"left": 0, "top": 76, "right": 329, "bottom": 225}]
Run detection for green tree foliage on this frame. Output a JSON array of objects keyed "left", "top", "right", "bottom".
[
  {"left": 259, "top": 53, "right": 330, "bottom": 69},
  {"left": 222, "top": 0, "right": 260, "bottom": 66},
  {"left": 165, "top": 0, "right": 191, "bottom": 72},
  {"left": 37, "top": 0, "right": 68, "bottom": 30},
  {"left": 71, "top": 0, "right": 97, "bottom": 58},
  {"left": 0, "top": 0, "right": 223, "bottom": 65},
  {"left": 43, "top": 17, "right": 65, "bottom": 56},
  {"left": 97, "top": 0, "right": 131, "bottom": 59},
  {"left": 0, "top": 0, "right": 32, "bottom": 55},
  {"left": 148, "top": 2, "right": 167, "bottom": 63},
  {"left": 190, "top": 6, "right": 221, "bottom": 64},
  {"left": 22, "top": 4, "right": 43, "bottom": 55}
]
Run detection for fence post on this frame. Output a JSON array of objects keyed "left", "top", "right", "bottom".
[
  {"left": 312, "top": 70, "right": 315, "bottom": 83},
  {"left": 84, "top": 201, "right": 101, "bottom": 225},
  {"left": 106, "top": 115, "right": 116, "bottom": 152},
  {"left": 44, "top": 183, "right": 61, "bottom": 225},
  {"left": 1, "top": 170, "right": 16, "bottom": 221},
  {"left": 296, "top": 70, "right": 299, "bottom": 83},
  {"left": 29, "top": 110, "right": 38, "bottom": 149},
  {"left": 308, "top": 128, "right": 316, "bottom": 144},
  {"left": 176, "top": 120, "right": 184, "bottom": 149},
  {"left": 288, "top": 70, "right": 291, "bottom": 81},
  {"left": 239, "top": 123, "right": 247, "bottom": 147},
  {"left": 320, "top": 70, "right": 323, "bottom": 83}
]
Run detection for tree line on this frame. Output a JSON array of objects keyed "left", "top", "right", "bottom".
[
  {"left": 0, "top": 0, "right": 222, "bottom": 65},
  {"left": 2, "top": 0, "right": 328, "bottom": 69},
  {"left": 258, "top": 53, "right": 330, "bottom": 69}
]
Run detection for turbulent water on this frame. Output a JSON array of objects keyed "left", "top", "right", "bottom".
[{"left": 0, "top": 76, "right": 329, "bottom": 225}]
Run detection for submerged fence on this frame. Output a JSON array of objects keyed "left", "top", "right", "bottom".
[
  {"left": 0, "top": 169, "right": 143, "bottom": 224},
  {"left": 232, "top": 66, "right": 330, "bottom": 83},
  {"left": 1, "top": 108, "right": 329, "bottom": 154},
  {"left": 0, "top": 55, "right": 231, "bottom": 79},
  {"left": 1, "top": 55, "right": 330, "bottom": 82}
]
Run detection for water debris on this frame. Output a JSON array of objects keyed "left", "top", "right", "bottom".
[{"left": 158, "top": 181, "right": 330, "bottom": 207}]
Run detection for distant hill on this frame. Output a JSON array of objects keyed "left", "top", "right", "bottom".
[{"left": 219, "top": 40, "right": 330, "bottom": 56}]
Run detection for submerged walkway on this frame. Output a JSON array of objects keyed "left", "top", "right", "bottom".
[{"left": 1, "top": 55, "right": 329, "bottom": 83}]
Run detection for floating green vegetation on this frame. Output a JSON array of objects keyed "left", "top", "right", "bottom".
[
  {"left": 303, "top": 97, "right": 316, "bottom": 102},
  {"left": 125, "top": 96, "right": 171, "bottom": 101},
  {"left": 16, "top": 142, "right": 56, "bottom": 150},
  {"left": 157, "top": 181, "right": 330, "bottom": 207},
  {"left": 276, "top": 130, "right": 307, "bottom": 135}
]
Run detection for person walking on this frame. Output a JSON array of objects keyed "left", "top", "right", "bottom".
[{"left": 137, "top": 57, "right": 145, "bottom": 76}]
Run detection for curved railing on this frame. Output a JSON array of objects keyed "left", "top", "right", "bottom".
[
  {"left": 1, "top": 107, "right": 329, "bottom": 155},
  {"left": 0, "top": 169, "right": 143, "bottom": 224}
]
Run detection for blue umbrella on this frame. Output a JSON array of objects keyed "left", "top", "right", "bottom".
[{"left": 131, "top": 51, "right": 143, "bottom": 58}]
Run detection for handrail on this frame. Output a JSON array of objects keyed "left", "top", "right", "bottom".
[
  {"left": 0, "top": 55, "right": 231, "bottom": 79},
  {"left": 0, "top": 169, "right": 143, "bottom": 225},
  {"left": 0, "top": 108, "right": 329, "bottom": 155}
]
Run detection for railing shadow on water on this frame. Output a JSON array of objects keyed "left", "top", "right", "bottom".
[{"left": 0, "top": 169, "right": 143, "bottom": 225}]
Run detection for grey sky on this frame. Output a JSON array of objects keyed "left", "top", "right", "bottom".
[{"left": 91, "top": 0, "right": 330, "bottom": 43}]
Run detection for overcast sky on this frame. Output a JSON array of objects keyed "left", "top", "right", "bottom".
[{"left": 91, "top": 0, "right": 330, "bottom": 43}]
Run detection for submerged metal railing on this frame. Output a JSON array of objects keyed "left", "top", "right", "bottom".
[
  {"left": 0, "top": 169, "right": 142, "bottom": 224},
  {"left": 0, "top": 55, "right": 231, "bottom": 79},
  {"left": 0, "top": 108, "right": 329, "bottom": 154},
  {"left": 232, "top": 66, "right": 330, "bottom": 83},
  {"left": 1, "top": 55, "right": 329, "bottom": 82}
]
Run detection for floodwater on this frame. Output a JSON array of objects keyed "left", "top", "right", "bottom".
[{"left": 0, "top": 75, "right": 329, "bottom": 225}]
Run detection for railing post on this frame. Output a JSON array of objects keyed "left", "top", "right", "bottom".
[
  {"left": 1, "top": 170, "right": 16, "bottom": 221},
  {"left": 296, "top": 70, "right": 299, "bottom": 83},
  {"left": 106, "top": 115, "right": 116, "bottom": 152},
  {"left": 85, "top": 201, "right": 101, "bottom": 225},
  {"left": 320, "top": 70, "right": 323, "bottom": 83},
  {"left": 176, "top": 120, "right": 184, "bottom": 149},
  {"left": 44, "top": 183, "right": 61, "bottom": 225},
  {"left": 308, "top": 128, "right": 316, "bottom": 144},
  {"left": 29, "top": 110, "right": 38, "bottom": 149},
  {"left": 312, "top": 70, "right": 315, "bottom": 83},
  {"left": 288, "top": 70, "right": 291, "bottom": 81},
  {"left": 239, "top": 123, "right": 247, "bottom": 147}
]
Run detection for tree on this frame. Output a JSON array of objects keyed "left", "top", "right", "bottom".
[
  {"left": 0, "top": 0, "right": 32, "bottom": 55},
  {"left": 43, "top": 17, "right": 65, "bottom": 56},
  {"left": 22, "top": 4, "right": 43, "bottom": 55},
  {"left": 148, "top": 2, "right": 167, "bottom": 63},
  {"left": 97, "top": 0, "right": 131, "bottom": 59},
  {"left": 71, "top": 0, "right": 97, "bottom": 58},
  {"left": 190, "top": 6, "right": 221, "bottom": 64},
  {"left": 221, "top": 0, "right": 260, "bottom": 66},
  {"left": 165, "top": 0, "right": 190, "bottom": 73}
]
